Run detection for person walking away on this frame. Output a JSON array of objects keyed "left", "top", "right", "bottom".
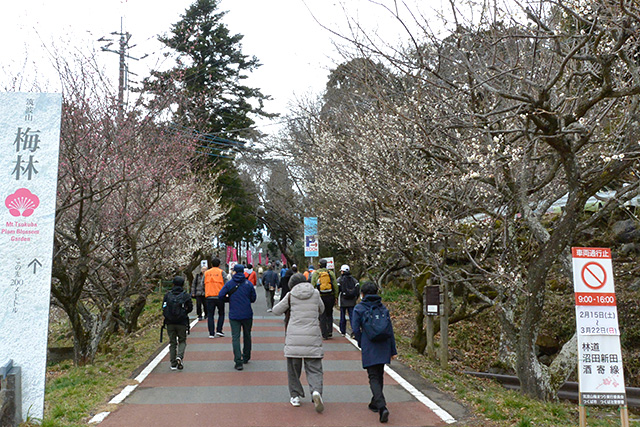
[
  {"left": 351, "top": 282, "right": 397, "bottom": 423},
  {"left": 191, "top": 265, "right": 208, "bottom": 320},
  {"left": 262, "top": 264, "right": 279, "bottom": 312},
  {"left": 279, "top": 265, "right": 297, "bottom": 301},
  {"left": 272, "top": 273, "right": 325, "bottom": 412},
  {"left": 337, "top": 264, "right": 360, "bottom": 336},
  {"left": 257, "top": 263, "right": 264, "bottom": 287},
  {"left": 205, "top": 258, "right": 227, "bottom": 338},
  {"left": 303, "top": 265, "right": 315, "bottom": 281},
  {"left": 244, "top": 263, "right": 258, "bottom": 286},
  {"left": 219, "top": 264, "right": 257, "bottom": 370},
  {"left": 311, "top": 259, "right": 338, "bottom": 339},
  {"left": 163, "top": 276, "right": 193, "bottom": 370}
]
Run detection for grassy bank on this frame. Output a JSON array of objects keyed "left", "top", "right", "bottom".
[
  {"left": 29, "top": 292, "right": 165, "bottom": 427},
  {"left": 396, "top": 335, "right": 639, "bottom": 426}
]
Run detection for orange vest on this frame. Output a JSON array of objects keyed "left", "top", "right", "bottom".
[
  {"left": 204, "top": 267, "right": 225, "bottom": 297},
  {"left": 245, "top": 271, "right": 257, "bottom": 286}
]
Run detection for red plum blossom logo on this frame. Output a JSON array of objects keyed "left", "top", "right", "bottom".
[{"left": 5, "top": 188, "right": 40, "bottom": 217}]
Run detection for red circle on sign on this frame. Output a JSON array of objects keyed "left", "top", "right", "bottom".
[{"left": 581, "top": 262, "right": 607, "bottom": 290}]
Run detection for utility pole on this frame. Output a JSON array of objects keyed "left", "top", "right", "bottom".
[{"left": 98, "top": 18, "right": 142, "bottom": 122}]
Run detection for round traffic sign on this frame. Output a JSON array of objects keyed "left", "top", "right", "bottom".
[{"left": 581, "top": 261, "right": 607, "bottom": 290}]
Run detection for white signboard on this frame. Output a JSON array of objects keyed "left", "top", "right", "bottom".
[
  {"left": 200, "top": 260, "right": 208, "bottom": 269},
  {"left": 572, "top": 247, "right": 626, "bottom": 406},
  {"left": 0, "top": 92, "right": 62, "bottom": 420},
  {"left": 324, "top": 257, "right": 335, "bottom": 270}
]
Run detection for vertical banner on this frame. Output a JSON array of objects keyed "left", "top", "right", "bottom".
[
  {"left": 281, "top": 253, "right": 287, "bottom": 266},
  {"left": 572, "top": 247, "right": 626, "bottom": 406},
  {"left": 232, "top": 247, "right": 238, "bottom": 263},
  {"left": 304, "top": 217, "right": 319, "bottom": 257},
  {"left": 225, "top": 246, "right": 232, "bottom": 265},
  {"left": 258, "top": 252, "right": 262, "bottom": 265},
  {"left": 0, "top": 92, "right": 62, "bottom": 420},
  {"left": 247, "top": 249, "right": 253, "bottom": 265},
  {"left": 265, "top": 255, "right": 269, "bottom": 266}
]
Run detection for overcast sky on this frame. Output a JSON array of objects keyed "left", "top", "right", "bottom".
[{"left": 0, "top": 0, "right": 437, "bottom": 134}]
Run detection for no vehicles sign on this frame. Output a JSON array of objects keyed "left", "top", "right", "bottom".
[{"left": 572, "top": 247, "right": 626, "bottom": 406}]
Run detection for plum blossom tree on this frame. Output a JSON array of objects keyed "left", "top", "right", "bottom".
[
  {"left": 52, "top": 50, "right": 225, "bottom": 363},
  {"left": 283, "top": 0, "right": 640, "bottom": 400}
]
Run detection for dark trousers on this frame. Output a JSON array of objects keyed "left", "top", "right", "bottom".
[
  {"left": 166, "top": 323, "right": 187, "bottom": 366},
  {"left": 339, "top": 305, "right": 355, "bottom": 335},
  {"left": 319, "top": 294, "right": 335, "bottom": 338},
  {"left": 206, "top": 298, "right": 225, "bottom": 335},
  {"left": 195, "top": 295, "right": 207, "bottom": 318},
  {"left": 367, "top": 364, "right": 386, "bottom": 410},
  {"left": 230, "top": 318, "right": 253, "bottom": 365}
]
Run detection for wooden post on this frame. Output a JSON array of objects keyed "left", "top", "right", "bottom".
[
  {"left": 620, "top": 405, "right": 629, "bottom": 427},
  {"left": 424, "top": 280, "right": 435, "bottom": 359},
  {"left": 578, "top": 394, "right": 586, "bottom": 427},
  {"left": 439, "top": 277, "right": 449, "bottom": 369}
]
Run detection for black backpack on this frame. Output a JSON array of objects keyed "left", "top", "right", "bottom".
[
  {"left": 362, "top": 304, "right": 393, "bottom": 342},
  {"left": 341, "top": 276, "right": 359, "bottom": 300},
  {"left": 163, "top": 291, "right": 188, "bottom": 323}
]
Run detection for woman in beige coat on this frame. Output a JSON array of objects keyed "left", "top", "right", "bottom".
[{"left": 272, "top": 272, "right": 325, "bottom": 412}]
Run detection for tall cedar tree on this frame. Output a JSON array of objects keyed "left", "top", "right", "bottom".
[{"left": 145, "top": 0, "right": 272, "bottom": 243}]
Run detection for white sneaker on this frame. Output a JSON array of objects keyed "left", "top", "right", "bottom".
[
  {"left": 290, "top": 396, "right": 301, "bottom": 407},
  {"left": 267, "top": 309, "right": 272, "bottom": 312},
  {"left": 208, "top": 335, "right": 215, "bottom": 339},
  {"left": 216, "top": 331, "right": 225, "bottom": 337},
  {"left": 312, "top": 391, "right": 324, "bottom": 413}
]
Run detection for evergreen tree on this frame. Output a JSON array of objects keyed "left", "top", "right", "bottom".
[{"left": 143, "top": 0, "right": 272, "bottom": 243}]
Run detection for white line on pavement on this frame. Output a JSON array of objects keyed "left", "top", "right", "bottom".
[
  {"left": 334, "top": 323, "right": 456, "bottom": 424},
  {"left": 89, "top": 317, "right": 199, "bottom": 424}
]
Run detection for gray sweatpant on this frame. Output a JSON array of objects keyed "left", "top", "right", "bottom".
[{"left": 287, "top": 357, "right": 323, "bottom": 398}]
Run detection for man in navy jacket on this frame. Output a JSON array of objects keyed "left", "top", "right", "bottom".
[{"left": 219, "top": 264, "right": 257, "bottom": 370}]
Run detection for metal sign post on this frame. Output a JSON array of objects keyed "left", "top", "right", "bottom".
[{"left": 571, "top": 247, "right": 628, "bottom": 427}]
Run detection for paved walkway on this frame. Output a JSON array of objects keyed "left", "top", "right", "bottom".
[{"left": 94, "top": 286, "right": 466, "bottom": 426}]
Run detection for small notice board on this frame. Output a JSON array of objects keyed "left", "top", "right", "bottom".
[{"left": 572, "top": 247, "right": 628, "bottom": 426}]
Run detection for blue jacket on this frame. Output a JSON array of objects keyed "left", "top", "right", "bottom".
[
  {"left": 352, "top": 295, "right": 397, "bottom": 368},
  {"left": 218, "top": 272, "right": 257, "bottom": 320},
  {"left": 262, "top": 269, "right": 279, "bottom": 289}
]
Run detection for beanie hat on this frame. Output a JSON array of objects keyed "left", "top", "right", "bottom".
[
  {"left": 288, "top": 273, "right": 307, "bottom": 290},
  {"left": 234, "top": 264, "right": 245, "bottom": 273}
]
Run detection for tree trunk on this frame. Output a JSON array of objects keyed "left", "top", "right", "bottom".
[
  {"left": 410, "top": 277, "right": 427, "bottom": 353},
  {"left": 515, "top": 198, "right": 583, "bottom": 399},
  {"left": 124, "top": 295, "right": 147, "bottom": 333}
]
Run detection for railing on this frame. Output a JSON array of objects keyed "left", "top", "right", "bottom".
[
  {"left": 465, "top": 371, "right": 640, "bottom": 407},
  {"left": 0, "top": 359, "right": 22, "bottom": 427}
]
